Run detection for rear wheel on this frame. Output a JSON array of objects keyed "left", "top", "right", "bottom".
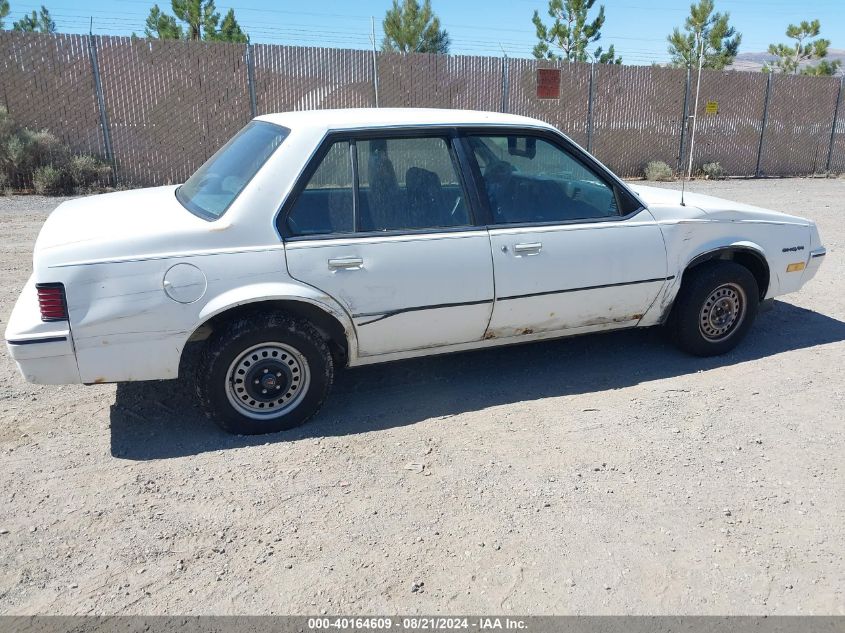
[
  {"left": 197, "top": 314, "right": 333, "bottom": 435},
  {"left": 670, "top": 261, "right": 759, "bottom": 357}
]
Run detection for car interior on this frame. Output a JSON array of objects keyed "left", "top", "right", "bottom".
[
  {"left": 285, "top": 133, "right": 628, "bottom": 236},
  {"left": 286, "top": 138, "right": 468, "bottom": 235},
  {"left": 467, "top": 135, "right": 620, "bottom": 224}
]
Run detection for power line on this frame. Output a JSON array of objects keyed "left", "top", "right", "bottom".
[{"left": 16, "top": 2, "right": 706, "bottom": 65}]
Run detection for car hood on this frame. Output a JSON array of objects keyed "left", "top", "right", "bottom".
[
  {"left": 629, "top": 184, "right": 811, "bottom": 225},
  {"left": 33, "top": 186, "right": 222, "bottom": 269}
]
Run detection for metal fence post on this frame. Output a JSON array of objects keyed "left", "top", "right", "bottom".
[
  {"left": 755, "top": 73, "right": 773, "bottom": 178},
  {"left": 825, "top": 75, "right": 844, "bottom": 174},
  {"left": 586, "top": 63, "right": 595, "bottom": 153},
  {"left": 246, "top": 42, "right": 257, "bottom": 118},
  {"left": 500, "top": 56, "right": 510, "bottom": 113},
  {"left": 87, "top": 34, "right": 116, "bottom": 184},
  {"left": 677, "top": 66, "right": 691, "bottom": 174}
]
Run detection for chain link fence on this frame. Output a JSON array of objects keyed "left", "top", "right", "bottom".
[{"left": 2, "top": 31, "right": 844, "bottom": 186}]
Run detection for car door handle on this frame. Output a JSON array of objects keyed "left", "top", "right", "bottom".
[
  {"left": 513, "top": 242, "right": 542, "bottom": 255},
  {"left": 328, "top": 257, "right": 364, "bottom": 270}
]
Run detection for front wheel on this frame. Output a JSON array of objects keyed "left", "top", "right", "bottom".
[
  {"left": 196, "top": 314, "right": 333, "bottom": 435},
  {"left": 669, "top": 261, "right": 759, "bottom": 357}
]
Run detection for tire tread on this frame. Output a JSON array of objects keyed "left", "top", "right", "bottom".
[
  {"left": 196, "top": 313, "right": 333, "bottom": 434},
  {"left": 670, "top": 260, "right": 759, "bottom": 357}
]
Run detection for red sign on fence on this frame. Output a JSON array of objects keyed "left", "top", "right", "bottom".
[{"left": 536, "top": 68, "right": 561, "bottom": 99}]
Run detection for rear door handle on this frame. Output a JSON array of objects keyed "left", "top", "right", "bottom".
[
  {"left": 513, "top": 242, "right": 542, "bottom": 255},
  {"left": 328, "top": 257, "right": 364, "bottom": 270}
]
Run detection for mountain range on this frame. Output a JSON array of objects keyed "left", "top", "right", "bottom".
[{"left": 729, "top": 49, "right": 845, "bottom": 75}]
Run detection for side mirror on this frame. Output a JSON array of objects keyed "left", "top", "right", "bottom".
[{"left": 507, "top": 136, "right": 536, "bottom": 159}]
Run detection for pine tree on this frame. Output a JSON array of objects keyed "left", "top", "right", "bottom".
[
  {"left": 12, "top": 5, "right": 55, "bottom": 33},
  {"left": 143, "top": 0, "right": 248, "bottom": 42},
  {"left": 0, "top": 0, "right": 10, "bottom": 30},
  {"left": 382, "top": 0, "right": 450, "bottom": 55},
  {"left": 765, "top": 20, "right": 841, "bottom": 76},
  {"left": 532, "top": 0, "right": 621, "bottom": 64},
  {"left": 145, "top": 4, "right": 183, "bottom": 39},
  {"left": 667, "top": 0, "right": 740, "bottom": 70},
  {"left": 172, "top": 0, "right": 216, "bottom": 40},
  {"left": 209, "top": 9, "right": 247, "bottom": 43}
]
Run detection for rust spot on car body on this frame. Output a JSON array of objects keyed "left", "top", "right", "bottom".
[{"left": 483, "top": 311, "right": 645, "bottom": 341}]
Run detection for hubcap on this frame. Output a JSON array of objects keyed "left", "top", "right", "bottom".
[
  {"left": 225, "top": 343, "right": 310, "bottom": 420},
  {"left": 699, "top": 283, "right": 746, "bottom": 342}
]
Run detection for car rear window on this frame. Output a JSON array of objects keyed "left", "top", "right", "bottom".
[{"left": 177, "top": 121, "right": 289, "bottom": 220}]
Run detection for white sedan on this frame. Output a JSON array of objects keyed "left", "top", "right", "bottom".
[{"left": 5, "top": 109, "right": 826, "bottom": 434}]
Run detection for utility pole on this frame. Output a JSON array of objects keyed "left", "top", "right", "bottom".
[
  {"left": 371, "top": 16, "right": 380, "bottom": 108},
  {"left": 686, "top": 30, "right": 705, "bottom": 180}
]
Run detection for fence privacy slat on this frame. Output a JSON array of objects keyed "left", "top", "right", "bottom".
[
  {"left": 93, "top": 35, "right": 251, "bottom": 186},
  {"left": 758, "top": 74, "right": 841, "bottom": 176},
  {"left": 830, "top": 78, "right": 845, "bottom": 173},
  {"left": 2, "top": 31, "right": 844, "bottom": 185},
  {"left": 508, "top": 59, "right": 591, "bottom": 148},
  {"left": 683, "top": 69, "right": 769, "bottom": 177},
  {"left": 0, "top": 31, "right": 105, "bottom": 187},
  {"left": 592, "top": 64, "right": 687, "bottom": 177},
  {"left": 253, "top": 45, "right": 375, "bottom": 115}
]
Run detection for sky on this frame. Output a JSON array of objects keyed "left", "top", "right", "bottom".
[{"left": 4, "top": 0, "right": 844, "bottom": 65}]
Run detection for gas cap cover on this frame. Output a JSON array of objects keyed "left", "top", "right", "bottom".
[{"left": 162, "top": 263, "right": 207, "bottom": 304}]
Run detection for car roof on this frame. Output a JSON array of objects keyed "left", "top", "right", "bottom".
[{"left": 255, "top": 108, "right": 556, "bottom": 132}]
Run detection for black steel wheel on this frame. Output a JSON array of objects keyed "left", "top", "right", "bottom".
[
  {"left": 197, "top": 313, "right": 333, "bottom": 435},
  {"left": 670, "top": 261, "right": 759, "bottom": 357}
]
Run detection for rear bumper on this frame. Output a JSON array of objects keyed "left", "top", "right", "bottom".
[
  {"left": 6, "top": 335, "right": 81, "bottom": 384},
  {"left": 4, "top": 276, "right": 82, "bottom": 384}
]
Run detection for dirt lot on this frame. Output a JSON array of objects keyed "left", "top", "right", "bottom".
[{"left": 0, "top": 179, "right": 843, "bottom": 615}]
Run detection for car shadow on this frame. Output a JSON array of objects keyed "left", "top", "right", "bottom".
[{"left": 109, "top": 301, "right": 845, "bottom": 460}]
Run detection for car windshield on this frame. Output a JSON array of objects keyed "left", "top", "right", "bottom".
[{"left": 176, "top": 121, "right": 289, "bottom": 220}]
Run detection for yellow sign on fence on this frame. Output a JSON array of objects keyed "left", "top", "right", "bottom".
[{"left": 705, "top": 100, "right": 719, "bottom": 115}]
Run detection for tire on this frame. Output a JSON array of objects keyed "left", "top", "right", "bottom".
[
  {"left": 196, "top": 314, "right": 333, "bottom": 435},
  {"left": 669, "top": 260, "right": 759, "bottom": 357}
]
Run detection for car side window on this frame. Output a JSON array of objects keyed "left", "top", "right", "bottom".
[
  {"left": 468, "top": 135, "right": 622, "bottom": 224},
  {"left": 286, "top": 141, "right": 354, "bottom": 236},
  {"left": 356, "top": 137, "right": 469, "bottom": 232}
]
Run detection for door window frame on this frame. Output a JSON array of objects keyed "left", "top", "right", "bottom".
[
  {"left": 454, "top": 126, "right": 645, "bottom": 228},
  {"left": 277, "top": 127, "right": 481, "bottom": 241}
]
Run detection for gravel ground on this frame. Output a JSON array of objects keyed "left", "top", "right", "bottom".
[{"left": 0, "top": 179, "right": 843, "bottom": 615}]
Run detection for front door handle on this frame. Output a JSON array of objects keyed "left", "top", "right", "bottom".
[
  {"left": 328, "top": 257, "right": 364, "bottom": 270},
  {"left": 513, "top": 242, "right": 542, "bottom": 255}
]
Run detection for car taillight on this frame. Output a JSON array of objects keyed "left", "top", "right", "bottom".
[{"left": 36, "top": 283, "right": 68, "bottom": 321}]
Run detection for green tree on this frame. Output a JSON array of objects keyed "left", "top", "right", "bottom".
[
  {"left": 143, "top": 0, "right": 248, "bottom": 42},
  {"left": 210, "top": 8, "right": 247, "bottom": 43},
  {"left": 532, "top": 0, "right": 620, "bottom": 64},
  {"left": 667, "top": 0, "right": 740, "bottom": 70},
  {"left": 0, "top": 0, "right": 10, "bottom": 30},
  {"left": 764, "top": 20, "right": 841, "bottom": 76},
  {"left": 12, "top": 5, "right": 55, "bottom": 33},
  {"left": 171, "top": 0, "right": 217, "bottom": 40},
  {"left": 382, "top": 0, "right": 450, "bottom": 54},
  {"left": 144, "top": 4, "right": 183, "bottom": 39}
]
